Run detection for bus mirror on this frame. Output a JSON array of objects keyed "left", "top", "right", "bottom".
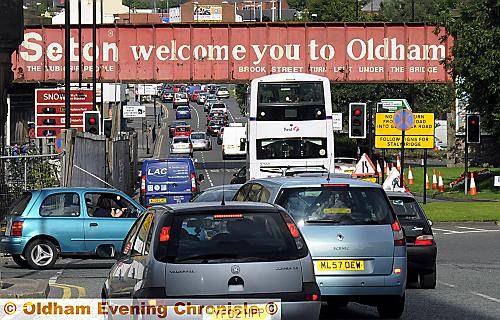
[{"left": 240, "top": 138, "right": 246, "bottom": 152}]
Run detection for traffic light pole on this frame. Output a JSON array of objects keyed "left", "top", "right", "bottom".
[
  {"left": 368, "top": 102, "right": 373, "bottom": 158},
  {"left": 400, "top": 130, "right": 405, "bottom": 188},
  {"left": 64, "top": 0, "right": 71, "bottom": 129},
  {"left": 464, "top": 137, "right": 469, "bottom": 195}
]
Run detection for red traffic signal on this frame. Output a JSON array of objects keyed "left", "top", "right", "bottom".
[
  {"left": 83, "top": 111, "right": 101, "bottom": 135},
  {"left": 353, "top": 108, "right": 363, "bottom": 116},
  {"left": 466, "top": 114, "right": 480, "bottom": 144},
  {"left": 349, "top": 103, "right": 367, "bottom": 139}
]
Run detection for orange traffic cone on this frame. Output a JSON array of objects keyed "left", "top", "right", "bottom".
[
  {"left": 425, "top": 173, "right": 430, "bottom": 190},
  {"left": 408, "top": 166, "right": 414, "bottom": 185},
  {"left": 376, "top": 161, "right": 382, "bottom": 178},
  {"left": 438, "top": 172, "right": 445, "bottom": 193},
  {"left": 469, "top": 174, "right": 478, "bottom": 196},
  {"left": 396, "top": 155, "right": 401, "bottom": 171},
  {"left": 432, "top": 170, "right": 438, "bottom": 190}
]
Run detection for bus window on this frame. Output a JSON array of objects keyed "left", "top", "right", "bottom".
[{"left": 256, "top": 138, "right": 328, "bottom": 160}]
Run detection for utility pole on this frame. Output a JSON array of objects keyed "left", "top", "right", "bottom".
[
  {"left": 92, "top": 0, "right": 97, "bottom": 111},
  {"left": 78, "top": 0, "right": 82, "bottom": 87},
  {"left": 64, "top": 0, "right": 71, "bottom": 129}
]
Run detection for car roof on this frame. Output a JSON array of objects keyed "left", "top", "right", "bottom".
[
  {"left": 250, "top": 176, "right": 383, "bottom": 189},
  {"left": 385, "top": 191, "right": 416, "bottom": 199},
  {"left": 157, "top": 201, "right": 279, "bottom": 215},
  {"left": 30, "top": 187, "right": 125, "bottom": 193},
  {"left": 202, "top": 184, "right": 243, "bottom": 192}
]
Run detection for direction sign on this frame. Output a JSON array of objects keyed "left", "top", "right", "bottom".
[
  {"left": 331, "top": 113, "right": 343, "bottom": 131},
  {"left": 375, "top": 135, "right": 434, "bottom": 149},
  {"left": 123, "top": 105, "right": 147, "bottom": 118},
  {"left": 381, "top": 99, "right": 412, "bottom": 112},
  {"left": 393, "top": 109, "right": 415, "bottom": 131},
  {"left": 376, "top": 113, "right": 434, "bottom": 136}
]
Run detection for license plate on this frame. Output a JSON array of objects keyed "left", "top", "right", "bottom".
[
  {"left": 149, "top": 198, "right": 167, "bottom": 204},
  {"left": 203, "top": 303, "right": 279, "bottom": 320},
  {"left": 316, "top": 260, "right": 365, "bottom": 271}
]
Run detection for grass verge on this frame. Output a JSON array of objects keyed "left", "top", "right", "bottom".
[{"left": 422, "top": 202, "right": 500, "bottom": 222}]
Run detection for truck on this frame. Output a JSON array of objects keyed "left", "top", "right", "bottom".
[{"left": 222, "top": 123, "right": 247, "bottom": 160}]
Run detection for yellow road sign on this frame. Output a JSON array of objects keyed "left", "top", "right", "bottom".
[
  {"left": 375, "top": 113, "right": 435, "bottom": 136},
  {"left": 375, "top": 135, "right": 434, "bottom": 149}
]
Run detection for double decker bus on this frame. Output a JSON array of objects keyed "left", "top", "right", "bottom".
[{"left": 247, "top": 73, "right": 334, "bottom": 179}]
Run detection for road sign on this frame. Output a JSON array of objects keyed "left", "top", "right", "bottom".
[
  {"left": 123, "top": 105, "right": 147, "bottom": 118},
  {"left": 331, "top": 113, "right": 343, "bottom": 131},
  {"left": 375, "top": 135, "right": 434, "bottom": 149},
  {"left": 381, "top": 99, "right": 412, "bottom": 112},
  {"left": 393, "top": 109, "right": 415, "bottom": 131},
  {"left": 352, "top": 153, "right": 377, "bottom": 177},
  {"left": 383, "top": 168, "right": 406, "bottom": 192},
  {"left": 375, "top": 113, "right": 434, "bottom": 136},
  {"left": 35, "top": 88, "right": 94, "bottom": 138},
  {"left": 494, "top": 176, "right": 500, "bottom": 187}
]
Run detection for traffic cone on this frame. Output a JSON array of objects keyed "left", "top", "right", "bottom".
[
  {"left": 469, "top": 174, "right": 478, "bottom": 196},
  {"left": 396, "top": 155, "right": 401, "bottom": 171},
  {"left": 384, "top": 161, "right": 388, "bottom": 174},
  {"left": 408, "top": 166, "right": 414, "bottom": 185},
  {"left": 376, "top": 160, "right": 382, "bottom": 178},
  {"left": 425, "top": 173, "right": 430, "bottom": 190},
  {"left": 432, "top": 170, "right": 438, "bottom": 190},
  {"left": 438, "top": 172, "right": 445, "bottom": 193}
]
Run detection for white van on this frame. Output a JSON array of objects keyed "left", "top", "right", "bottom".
[{"left": 222, "top": 124, "right": 247, "bottom": 160}]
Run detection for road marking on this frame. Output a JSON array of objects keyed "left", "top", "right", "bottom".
[
  {"left": 470, "top": 291, "right": 500, "bottom": 303},
  {"left": 442, "top": 230, "right": 500, "bottom": 235},
  {"left": 49, "top": 283, "right": 72, "bottom": 298},
  {"left": 456, "top": 226, "right": 490, "bottom": 231},
  {"left": 59, "top": 283, "right": 87, "bottom": 298},
  {"left": 191, "top": 103, "right": 201, "bottom": 130},
  {"left": 438, "top": 281, "right": 456, "bottom": 288},
  {"left": 433, "top": 228, "right": 461, "bottom": 234},
  {"left": 228, "top": 108, "right": 236, "bottom": 122}
]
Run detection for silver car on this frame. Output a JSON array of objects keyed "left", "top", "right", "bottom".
[
  {"left": 170, "top": 136, "right": 193, "bottom": 157},
  {"left": 190, "top": 132, "right": 212, "bottom": 151},
  {"left": 100, "top": 202, "right": 321, "bottom": 320},
  {"left": 234, "top": 176, "right": 407, "bottom": 318}
]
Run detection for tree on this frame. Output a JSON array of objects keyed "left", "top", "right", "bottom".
[
  {"left": 123, "top": 0, "right": 151, "bottom": 9},
  {"left": 306, "top": 0, "right": 358, "bottom": 22},
  {"left": 380, "top": 0, "right": 451, "bottom": 23},
  {"left": 443, "top": 0, "right": 500, "bottom": 138}
]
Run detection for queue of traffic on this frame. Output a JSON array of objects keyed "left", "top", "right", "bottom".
[{"left": 0, "top": 74, "right": 438, "bottom": 320}]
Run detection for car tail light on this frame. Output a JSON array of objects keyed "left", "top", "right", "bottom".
[
  {"left": 10, "top": 221, "right": 23, "bottom": 237},
  {"left": 415, "top": 235, "right": 434, "bottom": 246},
  {"left": 303, "top": 282, "right": 321, "bottom": 301},
  {"left": 394, "top": 268, "right": 402, "bottom": 275},
  {"left": 191, "top": 172, "right": 197, "bottom": 193},
  {"left": 281, "top": 212, "right": 305, "bottom": 250},
  {"left": 159, "top": 226, "right": 171, "bottom": 242},
  {"left": 392, "top": 220, "right": 406, "bottom": 246},
  {"left": 141, "top": 175, "right": 146, "bottom": 193}
]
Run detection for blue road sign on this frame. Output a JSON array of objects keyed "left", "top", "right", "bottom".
[{"left": 393, "top": 109, "right": 415, "bottom": 131}]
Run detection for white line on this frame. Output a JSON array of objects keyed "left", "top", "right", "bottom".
[
  {"left": 470, "top": 291, "right": 500, "bottom": 303},
  {"left": 191, "top": 103, "right": 201, "bottom": 130},
  {"left": 433, "top": 228, "right": 461, "bottom": 234},
  {"left": 438, "top": 281, "right": 456, "bottom": 288},
  {"left": 442, "top": 230, "right": 500, "bottom": 235},
  {"left": 228, "top": 108, "right": 236, "bottom": 122},
  {"left": 456, "top": 226, "right": 490, "bottom": 231}
]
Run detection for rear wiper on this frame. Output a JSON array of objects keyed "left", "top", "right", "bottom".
[
  {"left": 176, "top": 253, "right": 238, "bottom": 263},
  {"left": 304, "top": 219, "right": 341, "bottom": 224}
]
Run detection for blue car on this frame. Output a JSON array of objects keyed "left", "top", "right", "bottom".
[
  {"left": 140, "top": 158, "right": 204, "bottom": 206},
  {"left": 175, "top": 106, "right": 191, "bottom": 119},
  {"left": 0, "top": 188, "right": 144, "bottom": 269}
]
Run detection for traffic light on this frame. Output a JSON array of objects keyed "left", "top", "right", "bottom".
[
  {"left": 349, "top": 103, "right": 367, "bottom": 139},
  {"left": 83, "top": 111, "right": 101, "bottom": 134},
  {"left": 466, "top": 114, "right": 480, "bottom": 144}
]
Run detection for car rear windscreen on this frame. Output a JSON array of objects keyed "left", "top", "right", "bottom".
[
  {"left": 277, "top": 187, "right": 393, "bottom": 225},
  {"left": 390, "top": 197, "right": 424, "bottom": 220},
  {"left": 176, "top": 126, "right": 190, "bottom": 132},
  {"left": 7, "top": 192, "right": 32, "bottom": 216},
  {"left": 174, "top": 137, "right": 189, "bottom": 143},
  {"left": 191, "top": 133, "right": 205, "bottom": 139},
  {"left": 155, "top": 212, "right": 302, "bottom": 263}
]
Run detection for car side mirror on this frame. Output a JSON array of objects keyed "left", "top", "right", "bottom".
[
  {"left": 427, "top": 219, "right": 433, "bottom": 226},
  {"left": 96, "top": 244, "right": 116, "bottom": 259},
  {"left": 198, "top": 174, "right": 205, "bottom": 182}
]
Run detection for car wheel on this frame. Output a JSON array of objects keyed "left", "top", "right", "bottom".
[
  {"left": 377, "top": 294, "right": 405, "bottom": 319},
  {"left": 12, "top": 254, "right": 29, "bottom": 268},
  {"left": 419, "top": 270, "right": 437, "bottom": 289},
  {"left": 25, "top": 239, "right": 58, "bottom": 270}
]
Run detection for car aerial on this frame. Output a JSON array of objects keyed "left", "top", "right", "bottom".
[
  {"left": 168, "top": 120, "right": 188, "bottom": 138},
  {"left": 387, "top": 191, "right": 437, "bottom": 289},
  {"left": 100, "top": 202, "right": 321, "bottom": 320},
  {"left": 334, "top": 157, "right": 358, "bottom": 174},
  {"left": 231, "top": 166, "right": 247, "bottom": 184},
  {"left": 175, "top": 106, "right": 192, "bottom": 120},
  {"left": 216, "top": 86, "right": 230, "bottom": 99},
  {"left": 190, "top": 131, "right": 212, "bottom": 151},
  {"left": 0, "top": 188, "right": 144, "bottom": 269},
  {"left": 170, "top": 136, "right": 193, "bottom": 157},
  {"left": 207, "top": 120, "right": 223, "bottom": 136},
  {"left": 190, "top": 184, "right": 242, "bottom": 202},
  {"left": 173, "top": 124, "right": 192, "bottom": 137},
  {"left": 190, "top": 90, "right": 200, "bottom": 102},
  {"left": 233, "top": 176, "right": 407, "bottom": 318},
  {"left": 173, "top": 92, "right": 189, "bottom": 108},
  {"left": 197, "top": 92, "right": 207, "bottom": 105}
]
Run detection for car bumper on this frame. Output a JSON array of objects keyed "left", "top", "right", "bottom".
[
  {"left": 192, "top": 143, "right": 209, "bottom": 150},
  {"left": 0, "top": 236, "right": 26, "bottom": 255},
  {"left": 407, "top": 245, "right": 437, "bottom": 274}
]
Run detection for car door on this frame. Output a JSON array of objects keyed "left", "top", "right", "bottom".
[
  {"left": 83, "top": 192, "right": 140, "bottom": 253},
  {"left": 37, "top": 192, "right": 85, "bottom": 253}
]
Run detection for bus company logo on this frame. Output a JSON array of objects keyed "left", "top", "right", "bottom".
[
  {"left": 284, "top": 126, "right": 300, "bottom": 132},
  {"left": 147, "top": 167, "right": 168, "bottom": 176}
]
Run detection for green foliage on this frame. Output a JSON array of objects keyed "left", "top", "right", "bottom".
[
  {"left": 235, "top": 84, "right": 249, "bottom": 116},
  {"left": 123, "top": 0, "right": 151, "bottom": 9},
  {"left": 380, "top": 0, "right": 451, "bottom": 23},
  {"left": 443, "top": 0, "right": 500, "bottom": 138},
  {"left": 306, "top": 0, "right": 358, "bottom": 22}
]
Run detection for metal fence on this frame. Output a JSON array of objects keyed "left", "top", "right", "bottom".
[{"left": 0, "top": 153, "right": 61, "bottom": 217}]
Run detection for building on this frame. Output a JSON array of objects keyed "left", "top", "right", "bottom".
[{"left": 51, "top": 0, "right": 129, "bottom": 24}]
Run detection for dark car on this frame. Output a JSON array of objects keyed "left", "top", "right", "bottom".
[
  {"left": 207, "top": 120, "right": 223, "bottom": 136},
  {"left": 230, "top": 166, "right": 247, "bottom": 184},
  {"left": 387, "top": 191, "right": 437, "bottom": 289},
  {"left": 168, "top": 121, "right": 188, "bottom": 138},
  {"left": 190, "top": 184, "right": 242, "bottom": 203}
]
